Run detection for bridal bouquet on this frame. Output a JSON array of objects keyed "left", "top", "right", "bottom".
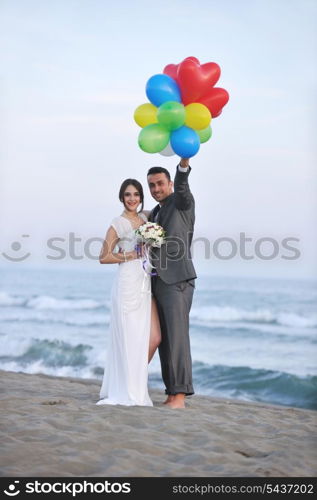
[
  {"left": 135, "top": 222, "right": 165, "bottom": 277},
  {"left": 135, "top": 222, "right": 166, "bottom": 248}
]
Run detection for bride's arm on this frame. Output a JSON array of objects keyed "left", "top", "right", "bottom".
[
  {"left": 99, "top": 226, "right": 137, "bottom": 264},
  {"left": 141, "top": 210, "right": 151, "bottom": 218}
]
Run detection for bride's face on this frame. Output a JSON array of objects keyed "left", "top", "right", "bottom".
[{"left": 123, "top": 184, "right": 141, "bottom": 212}]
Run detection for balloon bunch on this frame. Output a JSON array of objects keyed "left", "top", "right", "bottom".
[{"left": 134, "top": 56, "right": 229, "bottom": 158}]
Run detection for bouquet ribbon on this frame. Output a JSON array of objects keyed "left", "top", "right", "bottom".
[{"left": 135, "top": 244, "right": 158, "bottom": 286}]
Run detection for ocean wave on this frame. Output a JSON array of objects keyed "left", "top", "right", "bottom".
[
  {"left": 190, "top": 322, "right": 317, "bottom": 343},
  {"left": 0, "top": 291, "right": 25, "bottom": 307},
  {"left": 1, "top": 342, "right": 316, "bottom": 409},
  {"left": 0, "top": 360, "right": 98, "bottom": 380},
  {"left": 0, "top": 337, "right": 93, "bottom": 368},
  {"left": 190, "top": 306, "right": 317, "bottom": 328},
  {"left": 276, "top": 312, "right": 317, "bottom": 328},
  {"left": 0, "top": 291, "right": 108, "bottom": 311},
  {"left": 0, "top": 311, "right": 109, "bottom": 327},
  {"left": 191, "top": 362, "right": 317, "bottom": 410},
  {"left": 26, "top": 296, "right": 103, "bottom": 310},
  {"left": 63, "top": 314, "right": 110, "bottom": 327}
]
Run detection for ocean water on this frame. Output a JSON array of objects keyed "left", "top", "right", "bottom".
[{"left": 0, "top": 265, "right": 316, "bottom": 410}]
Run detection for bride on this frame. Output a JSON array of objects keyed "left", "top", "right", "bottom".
[{"left": 96, "top": 178, "right": 161, "bottom": 406}]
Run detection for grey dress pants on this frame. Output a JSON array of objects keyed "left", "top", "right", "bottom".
[{"left": 151, "top": 276, "right": 195, "bottom": 396}]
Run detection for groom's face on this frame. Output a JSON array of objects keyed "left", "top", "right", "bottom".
[{"left": 147, "top": 173, "right": 173, "bottom": 203}]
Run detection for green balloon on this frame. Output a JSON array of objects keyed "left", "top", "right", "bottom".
[
  {"left": 157, "top": 101, "right": 185, "bottom": 131},
  {"left": 197, "top": 126, "right": 212, "bottom": 143},
  {"left": 138, "top": 124, "right": 170, "bottom": 153}
]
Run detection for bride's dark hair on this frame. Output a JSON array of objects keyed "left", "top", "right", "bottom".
[{"left": 119, "top": 179, "right": 144, "bottom": 213}]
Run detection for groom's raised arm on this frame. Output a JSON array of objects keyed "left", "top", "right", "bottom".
[{"left": 174, "top": 158, "right": 194, "bottom": 210}]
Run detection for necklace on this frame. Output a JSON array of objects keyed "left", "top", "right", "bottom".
[{"left": 123, "top": 210, "right": 139, "bottom": 220}]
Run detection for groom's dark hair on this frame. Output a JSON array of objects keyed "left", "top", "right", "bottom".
[{"left": 147, "top": 166, "right": 171, "bottom": 181}]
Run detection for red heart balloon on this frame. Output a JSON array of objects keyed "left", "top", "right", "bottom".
[
  {"left": 163, "top": 63, "right": 178, "bottom": 81},
  {"left": 198, "top": 88, "right": 229, "bottom": 118},
  {"left": 183, "top": 56, "right": 200, "bottom": 64},
  {"left": 163, "top": 57, "right": 228, "bottom": 117},
  {"left": 177, "top": 59, "right": 221, "bottom": 104},
  {"left": 163, "top": 57, "right": 200, "bottom": 82}
]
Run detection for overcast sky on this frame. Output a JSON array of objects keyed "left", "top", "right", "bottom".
[{"left": 1, "top": 0, "right": 316, "bottom": 279}]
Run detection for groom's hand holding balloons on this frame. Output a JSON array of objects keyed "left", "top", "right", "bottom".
[{"left": 179, "top": 157, "right": 190, "bottom": 168}]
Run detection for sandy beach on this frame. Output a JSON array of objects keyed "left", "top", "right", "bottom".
[{"left": 0, "top": 369, "right": 316, "bottom": 477}]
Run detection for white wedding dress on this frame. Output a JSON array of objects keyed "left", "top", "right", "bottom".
[{"left": 96, "top": 213, "right": 153, "bottom": 406}]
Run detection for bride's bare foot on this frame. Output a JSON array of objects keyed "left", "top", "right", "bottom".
[
  {"left": 166, "top": 393, "right": 185, "bottom": 409},
  {"left": 163, "top": 395, "right": 175, "bottom": 404}
]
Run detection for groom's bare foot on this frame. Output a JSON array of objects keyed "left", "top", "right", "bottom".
[
  {"left": 163, "top": 395, "right": 175, "bottom": 404},
  {"left": 166, "top": 393, "right": 185, "bottom": 409}
]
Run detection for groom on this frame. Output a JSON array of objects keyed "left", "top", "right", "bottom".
[{"left": 147, "top": 157, "right": 196, "bottom": 409}]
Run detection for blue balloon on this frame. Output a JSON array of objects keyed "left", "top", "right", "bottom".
[
  {"left": 170, "top": 126, "right": 200, "bottom": 158},
  {"left": 146, "top": 74, "right": 181, "bottom": 107}
]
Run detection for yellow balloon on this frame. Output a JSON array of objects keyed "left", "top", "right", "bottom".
[
  {"left": 185, "top": 103, "right": 211, "bottom": 130},
  {"left": 134, "top": 103, "right": 158, "bottom": 128}
]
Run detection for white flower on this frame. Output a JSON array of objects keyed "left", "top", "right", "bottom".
[{"left": 135, "top": 222, "right": 166, "bottom": 248}]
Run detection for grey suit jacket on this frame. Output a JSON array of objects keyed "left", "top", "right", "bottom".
[{"left": 149, "top": 166, "right": 197, "bottom": 285}]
